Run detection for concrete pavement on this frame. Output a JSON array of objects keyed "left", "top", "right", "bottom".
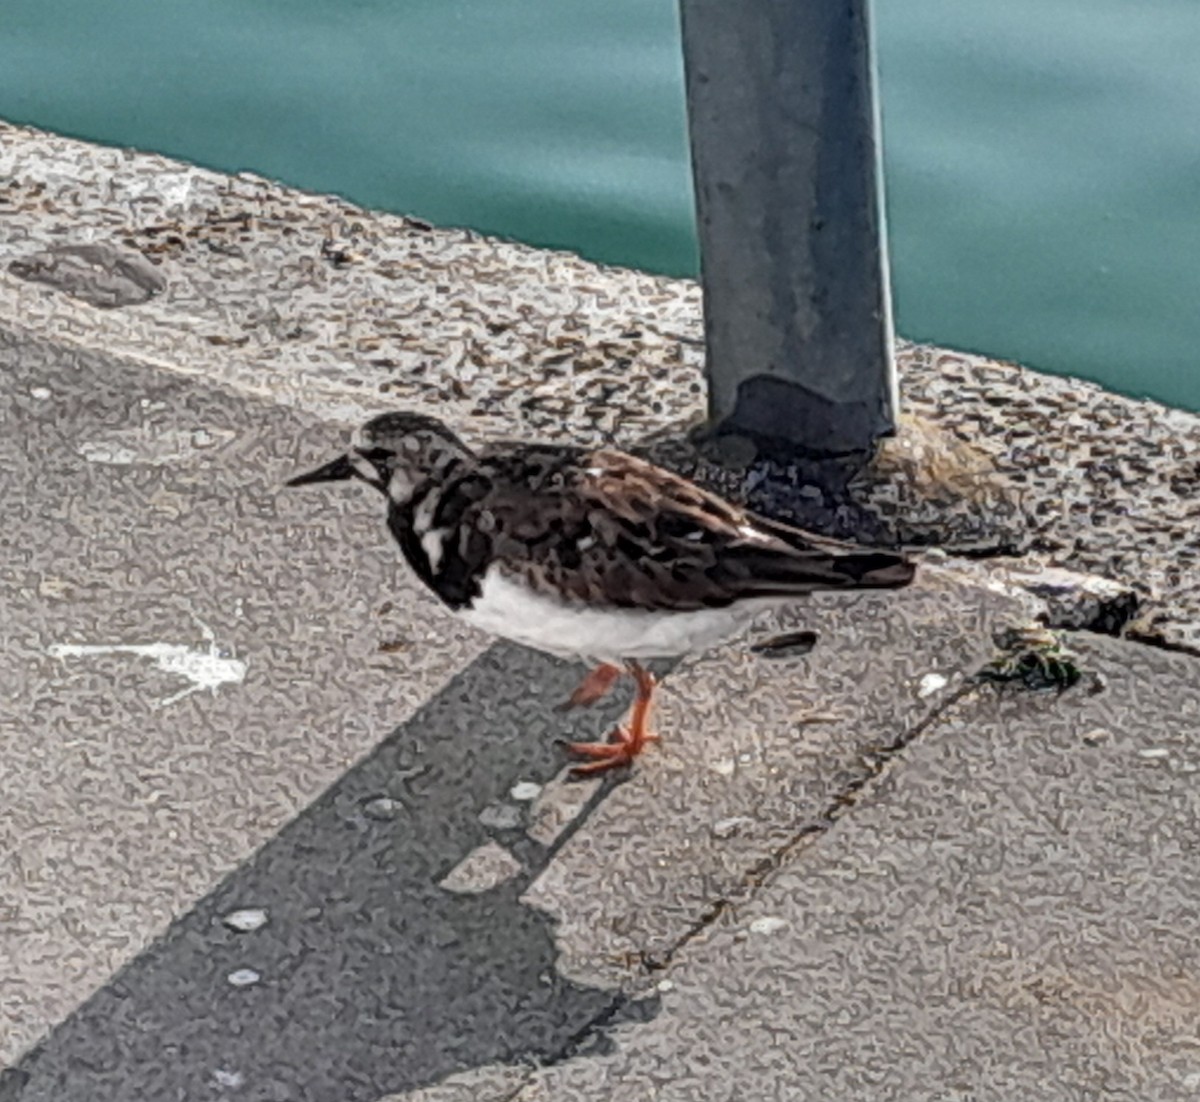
[
  {"left": 4, "top": 118, "right": 1200, "bottom": 1101},
  {"left": 0, "top": 329, "right": 587, "bottom": 1089},
  {"left": 5, "top": 327, "right": 1199, "bottom": 1100},
  {"left": 511, "top": 633, "right": 1200, "bottom": 1101},
  {"left": 0, "top": 326, "right": 1002, "bottom": 1096}
]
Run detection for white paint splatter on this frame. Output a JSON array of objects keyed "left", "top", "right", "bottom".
[
  {"left": 748, "top": 916, "right": 788, "bottom": 936},
  {"left": 918, "top": 672, "right": 949, "bottom": 698},
  {"left": 77, "top": 440, "right": 140, "bottom": 465},
  {"left": 76, "top": 426, "right": 235, "bottom": 466},
  {"left": 711, "top": 815, "right": 754, "bottom": 839},
  {"left": 47, "top": 616, "right": 246, "bottom": 706}
]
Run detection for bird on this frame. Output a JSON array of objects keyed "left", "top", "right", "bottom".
[{"left": 287, "top": 411, "right": 917, "bottom": 775}]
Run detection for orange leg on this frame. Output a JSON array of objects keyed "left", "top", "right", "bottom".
[
  {"left": 557, "top": 662, "right": 623, "bottom": 711},
  {"left": 564, "top": 662, "right": 659, "bottom": 776}
]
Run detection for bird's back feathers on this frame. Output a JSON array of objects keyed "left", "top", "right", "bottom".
[{"left": 390, "top": 444, "right": 914, "bottom": 613}]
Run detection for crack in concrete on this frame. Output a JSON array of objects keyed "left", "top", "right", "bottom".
[
  {"left": 634, "top": 678, "right": 985, "bottom": 977},
  {"left": 523, "top": 677, "right": 986, "bottom": 1086},
  {"left": 1124, "top": 628, "right": 1200, "bottom": 660},
  {"left": 521, "top": 612, "right": 1176, "bottom": 1081}
]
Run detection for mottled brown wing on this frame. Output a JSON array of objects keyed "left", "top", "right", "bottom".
[{"left": 465, "top": 446, "right": 913, "bottom": 612}]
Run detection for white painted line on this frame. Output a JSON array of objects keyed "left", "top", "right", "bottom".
[{"left": 918, "top": 672, "right": 949, "bottom": 698}]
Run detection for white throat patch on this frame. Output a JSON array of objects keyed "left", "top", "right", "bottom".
[
  {"left": 387, "top": 468, "right": 418, "bottom": 505},
  {"left": 349, "top": 452, "right": 380, "bottom": 484}
]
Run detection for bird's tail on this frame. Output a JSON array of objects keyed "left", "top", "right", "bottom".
[
  {"left": 824, "top": 551, "right": 916, "bottom": 589},
  {"left": 737, "top": 515, "right": 917, "bottom": 593}
]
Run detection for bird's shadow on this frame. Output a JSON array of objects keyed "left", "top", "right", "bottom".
[{"left": 1, "top": 645, "right": 660, "bottom": 1102}]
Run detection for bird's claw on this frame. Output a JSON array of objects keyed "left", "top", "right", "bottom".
[{"left": 564, "top": 725, "right": 658, "bottom": 776}]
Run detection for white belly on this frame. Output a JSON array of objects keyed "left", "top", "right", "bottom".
[{"left": 457, "top": 568, "right": 776, "bottom": 662}]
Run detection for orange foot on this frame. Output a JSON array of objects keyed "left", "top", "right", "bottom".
[
  {"left": 563, "top": 662, "right": 658, "bottom": 776},
  {"left": 563, "top": 726, "right": 660, "bottom": 776},
  {"left": 557, "top": 662, "right": 622, "bottom": 711}
]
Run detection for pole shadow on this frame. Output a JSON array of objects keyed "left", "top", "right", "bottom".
[{"left": 2, "top": 644, "right": 657, "bottom": 1102}]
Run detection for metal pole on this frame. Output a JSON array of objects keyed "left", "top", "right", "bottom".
[{"left": 678, "top": 0, "right": 897, "bottom": 457}]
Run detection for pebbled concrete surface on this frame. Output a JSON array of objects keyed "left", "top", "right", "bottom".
[
  {"left": 2, "top": 119, "right": 1200, "bottom": 648},
  {"left": 4, "top": 640, "right": 631, "bottom": 1102},
  {"left": 0, "top": 329, "right": 511, "bottom": 1072},
  {"left": 0, "top": 326, "right": 1040, "bottom": 1102},
  {"left": 8, "top": 317, "right": 1195, "bottom": 1101}
]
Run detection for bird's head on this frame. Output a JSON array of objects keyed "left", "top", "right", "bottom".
[{"left": 287, "top": 410, "right": 474, "bottom": 505}]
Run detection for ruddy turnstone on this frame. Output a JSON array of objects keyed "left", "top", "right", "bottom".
[{"left": 288, "top": 411, "right": 916, "bottom": 774}]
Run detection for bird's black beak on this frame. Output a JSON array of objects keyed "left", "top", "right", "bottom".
[{"left": 286, "top": 453, "right": 359, "bottom": 487}]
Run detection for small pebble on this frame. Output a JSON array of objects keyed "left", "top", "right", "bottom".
[
  {"left": 748, "top": 916, "right": 788, "bottom": 936},
  {"left": 362, "top": 795, "right": 401, "bottom": 820},
  {"left": 30, "top": 386, "right": 52, "bottom": 400},
  {"left": 1138, "top": 748, "right": 1170, "bottom": 760},
  {"left": 226, "top": 968, "right": 261, "bottom": 987},
  {"left": 478, "top": 802, "right": 523, "bottom": 831},
  {"left": 918, "top": 672, "right": 948, "bottom": 697},
  {"left": 656, "top": 979, "right": 675, "bottom": 993},
  {"left": 510, "top": 781, "right": 542, "bottom": 802},
  {"left": 1080, "top": 728, "right": 1111, "bottom": 747},
  {"left": 211, "top": 1069, "right": 244, "bottom": 1089},
  {"left": 222, "top": 907, "right": 269, "bottom": 933},
  {"left": 431, "top": 924, "right": 460, "bottom": 949},
  {"left": 711, "top": 816, "right": 753, "bottom": 839}
]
